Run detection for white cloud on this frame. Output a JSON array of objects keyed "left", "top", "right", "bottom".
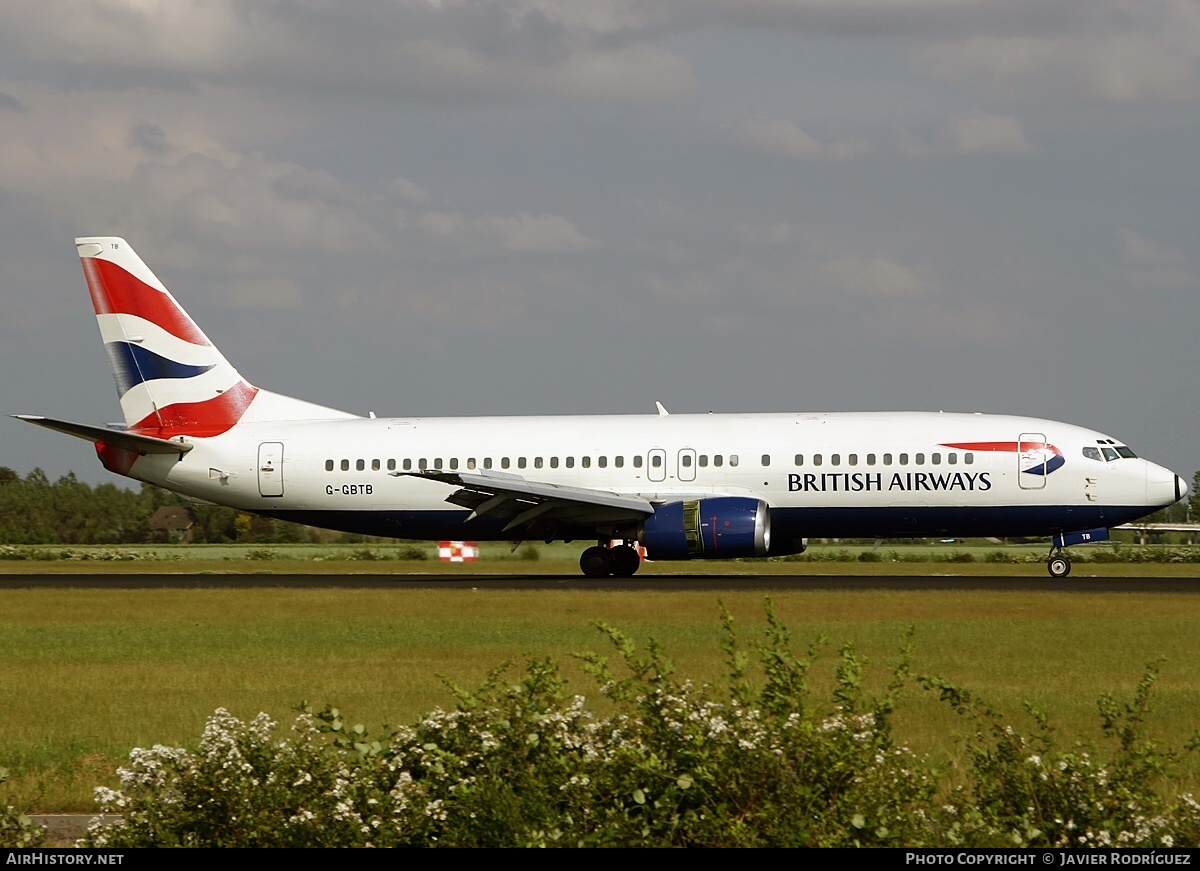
[
  {"left": 419, "top": 210, "right": 598, "bottom": 253},
  {"left": 485, "top": 212, "right": 599, "bottom": 252},
  {"left": 825, "top": 255, "right": 927, "bottom": 297},
  {"left": 739, "top": 119, "right": 872, "bottom": 160},
  {"left": 899, "top": 112, "right": 1034, "bottom": 156},
  {"left": 1120, "top": 228, "right": 1195, "bottom": 289},
  {"left": 944, "top": 111, "right": 1033, "bottom": 154},
  {"left": 924, "top": 2, "right": 1200, "bottom": 102},
  {"left": 0, "top": 2, "right": 694, "bottom": 102}
]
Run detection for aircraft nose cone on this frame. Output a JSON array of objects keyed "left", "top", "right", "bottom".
[{"left": 1145, "top": 462, "right": 1185, "bottom": 508}]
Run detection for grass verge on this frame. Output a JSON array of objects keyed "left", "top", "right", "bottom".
[{"left": 3, "top": 587, "right": 1200, "bottom": 811}]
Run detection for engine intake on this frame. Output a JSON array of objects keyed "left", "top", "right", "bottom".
[{"left": 640, "top": 497, "right": 771, "bottom": 560}]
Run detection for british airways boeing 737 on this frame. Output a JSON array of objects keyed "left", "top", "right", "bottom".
[{"left": 16, "top": 237, "right": 1188, "bottom": 578}]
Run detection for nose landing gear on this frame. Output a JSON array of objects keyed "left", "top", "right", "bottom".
[
  {"left": 1045, "top": 528, "right": 1109, "bottom": 578},
  {"left": 1047, "top": 552, "right": 1072, "bottom": 578}
]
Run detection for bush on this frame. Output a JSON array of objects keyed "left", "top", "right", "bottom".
[
  {"left": 919, "top": 664, "right": 1200, "bottom": 847},
  {"left": 0, "top": 768, "right": 46, "bottom": 848},
  {"left": 81, "top": 606, "right": 1200, "bottom": 848}
]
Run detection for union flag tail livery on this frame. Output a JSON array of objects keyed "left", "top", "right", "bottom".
[
  {"left": 78, "top": 237, "right": 258, "bottom": 438},
  {"left": 16, "top": 236, "right": 1188, "bottom": 579},
  {"left": 79, "top": 237, "right": 355, "bottom": 441}
]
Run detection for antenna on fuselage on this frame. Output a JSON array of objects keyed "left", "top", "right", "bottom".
[{"left": 655, "top": 401, "right": 669, "bottom": 416}]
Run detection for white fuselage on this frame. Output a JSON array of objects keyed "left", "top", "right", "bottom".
[{"left": 117, "top": 409, "right": 1181, "bottom": 547}]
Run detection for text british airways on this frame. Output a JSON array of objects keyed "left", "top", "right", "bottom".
[{"left": 788, "top": 471, "right": 992, "bottom": 493}]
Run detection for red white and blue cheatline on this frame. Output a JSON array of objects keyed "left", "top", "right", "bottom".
[{"left": 939, "top": 441, "right": 1065, "bottom": 476}]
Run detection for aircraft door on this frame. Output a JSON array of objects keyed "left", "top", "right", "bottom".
[
  {"left": 648, "top": 448, "right": 667, "bottom": 483},
  {"left": 678, "top": 448, "right": 696, "bottom": 482},
  {"left": 1018, "top": 433, "right": 1047, "bottom": 490},
  {"left": 258, "top": 442, "right": 284, "bottom": 497}
]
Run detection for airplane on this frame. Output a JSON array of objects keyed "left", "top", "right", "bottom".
[{"left": 15, "top": 237, "right": 1189, "bottom": 579}]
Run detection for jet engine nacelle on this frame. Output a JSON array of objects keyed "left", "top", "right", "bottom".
[{"left": 640, "top": 497, "right": 771, "bottom": 560}]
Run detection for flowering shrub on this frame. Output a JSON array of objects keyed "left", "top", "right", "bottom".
[
  {"left": 82, "top": 604, "right": 1200, "bottom": 847},
  {"left": 920, "top": 665, "right": 1200, "bottom": 847},
  {"left": 0, "top": 768, "right": 46, "bottom": 848}
]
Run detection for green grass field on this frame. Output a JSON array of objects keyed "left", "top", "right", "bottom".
[
  {"left": 1, "top": 539, "right": 1198, "bottom": 575},
  {"left": 3, "top": 571, "right": 1200, "bottom": 811}
]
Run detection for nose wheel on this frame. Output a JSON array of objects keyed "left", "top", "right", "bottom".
[{"left": 1047, "top": 553, "right": 1072, "bottom": 578}]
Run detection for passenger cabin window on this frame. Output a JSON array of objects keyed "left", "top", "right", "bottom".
[
  {"left": 761, "top": 454, "right": 770, "bottom": 467},
  {"left": 387, "top": 459, "right": 396, "bottom": 471},
  {"left": 403, "top": 459, "right": 412, "bottom": 471},
  {"left": 501, "top": 457, "right": 510, "bottom": 469},
  {"left": 883, "top": 453, "right": 893, "bottom": 465},
  {"left": 633, "top": 456, "right": 642, "bottom": 468},
  {"left": 325, "top": 460, "right": 334, "bottom": 471},
  {"left": 534, "top": 457, "right": 543, "bottom": 469},
  {"left": 964, "top": 453, "right": 974, "bottom": 464},
  {"left": 483, "top": 458, "right": 493, "bottom": 469},
  {"left": 729, "top": 455, "right": 739, "bottom": 467},
  {"left": 450, "top": 458, "right": 459, "bottom": 470},
  {"left": 947, "top": 453, "right": 957, "bottom": 465},
  {"left": 794, "top": 454, "right": 803, "bottom": 466},
  {"left": 467, "top": 458, "right": 476, "bottom": 470},
  {"left": 831, "top": 454, "right": 841, "bottom": 467},
  {"left": 866, "top": 453, "right": 876, "bottom": 465},
  {"left": 517, "top": 457, "right": 526, "bottom": 469},
  {"left": 713, "top": 455, "right": 723, "bottom": 467},
  {"left": 651, "top": 455, "right": 662, "bottom": 468},
  {"left": 682, "top": 455, "right": 693, "bottom": 467},
  {"left": 598, "top": 456, "right": 607, "bottom": 468},
  {"left": 566, "top": 457, "right": 575, "bottom": 468},
  {"left": 848, "top": 454, "right": 858, "bottom": 466},
  {"left": 550, "top": 457, "right": 559, "bottom": 469},
  {"left": 931, "top": 453, "right": 941, "bottom": 465},
  {"left": 615, "top": 456, "right": 624, "bottom": 468},
  {"left": 582, "top": 457, "right": 591, "bottom": 468},
  {"left": 899, "top": 453, "right": 909, "bottom": 465}
]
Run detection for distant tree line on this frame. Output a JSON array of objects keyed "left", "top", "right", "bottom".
[{"left": 0, "top": 467, "right": 311, "bottom": 545}]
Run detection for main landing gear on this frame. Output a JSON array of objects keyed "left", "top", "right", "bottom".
[{"left": 580, "top": 542, "right": 642, "bottom": 578}]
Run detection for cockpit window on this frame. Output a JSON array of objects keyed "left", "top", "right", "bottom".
[
  {"left": 1102, "top": 447, "right": 1120, "bottom": 462},
  {"left": 1115, "top": 446, "right": 1137, "bottom": 459},
  {"left": 1082, "top": 447, "right": 1102, "bottom": 461}
]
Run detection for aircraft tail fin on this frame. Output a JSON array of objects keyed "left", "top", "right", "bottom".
[{"left": 76, "top": 237, "right": 355, "bottom": 437}]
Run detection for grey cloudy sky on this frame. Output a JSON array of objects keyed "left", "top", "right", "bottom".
[{"left": 1, "top": 0, "right": 1197, "bottom": 484}]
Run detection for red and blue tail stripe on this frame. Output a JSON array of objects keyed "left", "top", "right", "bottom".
[{"left": 77, "top": 237, "right": 258, "bottom": 438}]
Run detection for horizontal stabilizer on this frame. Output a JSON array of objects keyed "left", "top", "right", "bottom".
[{"left": 13, "top": 415, "right": 193, "bottom": 454}]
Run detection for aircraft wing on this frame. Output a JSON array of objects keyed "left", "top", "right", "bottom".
[
  {"left": 13, "top": 415, "right": 193, "bottom": 454},
  {"left": 392, "top": 469, "right": 654, "bottom": 532}
]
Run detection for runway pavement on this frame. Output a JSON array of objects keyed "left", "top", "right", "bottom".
[{"left": 1, "top": 573, "right": 1197, "bottom": 592}]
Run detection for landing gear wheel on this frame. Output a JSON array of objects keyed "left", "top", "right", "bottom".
[
  {"left": 609, "top": 545, "right": 641, "bottom": 578},
  {"left": 1047, "top": 555, "right": 1071, "bottom": 578},
  {"left": 580, "top": 545, "right": 613, "bottom": 578}
]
